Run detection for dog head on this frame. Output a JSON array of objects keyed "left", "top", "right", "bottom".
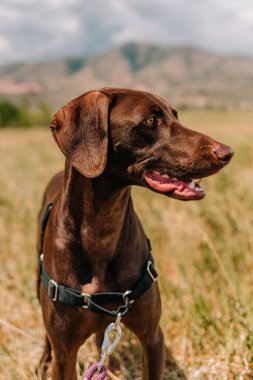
[{"left": 50, "top": 88, "right": 233, "bottom": 201}]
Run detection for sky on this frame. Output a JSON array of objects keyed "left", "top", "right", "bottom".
[{"left": 0, "top": 0, "right": 253, "bottom": 63}]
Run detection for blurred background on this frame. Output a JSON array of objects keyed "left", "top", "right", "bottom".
[{"left": 0, "top": 1, "right": 253, "bottom": 379}]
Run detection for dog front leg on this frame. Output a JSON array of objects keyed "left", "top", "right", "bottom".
[
  {"left": 51, "top": 345, "right": 78, "bottom": 380},
  {"left": 140, "top": 325, "right": 165, "bottom": 380}
]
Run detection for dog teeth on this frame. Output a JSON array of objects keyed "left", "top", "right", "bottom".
[
  {"left": 162, "top": 174, "right": 170, "bottom": 178},
  {"left": 189, "top": 180, "right": 196, "bottom": 190},
  {"left": 195, "top": 186, "right": 204, "bottom": 193},
  {"left": 195, "top": 179, "right": 202, "bottom": 185}
]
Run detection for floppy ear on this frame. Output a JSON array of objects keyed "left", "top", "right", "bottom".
[{"left": 50, "top": 91, "right": 109, "bottom": 178}]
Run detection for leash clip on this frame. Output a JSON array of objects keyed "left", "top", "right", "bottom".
[{"left": 98, "top": 313, "right": 122, "bottom": 370}]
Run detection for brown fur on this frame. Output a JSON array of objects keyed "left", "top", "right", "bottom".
[{"left": 37, "top": 88, "right": 233, "bottom": 379}]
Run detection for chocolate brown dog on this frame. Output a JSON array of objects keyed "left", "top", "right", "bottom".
[{"left": 37, "top": 88, "right": 233, "bottom": 379}]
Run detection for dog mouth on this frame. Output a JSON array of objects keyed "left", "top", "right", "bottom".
[{"left": 144, "top": 171, "right": 205, "bottom": 200}]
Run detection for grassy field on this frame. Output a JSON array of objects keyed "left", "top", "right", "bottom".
[{"left": 0, "top": 109, "right": 253, "bottom": 379}]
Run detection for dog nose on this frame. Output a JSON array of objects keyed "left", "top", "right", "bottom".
[{"left": 213, "top": 145, "right": 234, "bottom": 164}]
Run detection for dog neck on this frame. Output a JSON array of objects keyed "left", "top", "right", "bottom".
[{"left": 59, "top": 161, "right": 133, "bottom": 262}]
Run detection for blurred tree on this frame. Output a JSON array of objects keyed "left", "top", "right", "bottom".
[
  {"left": 0, "top": 101, "right": 22, "bottom": 127},
  {"left": 0, "top": 100, "right": 51, "bottom": 127}
]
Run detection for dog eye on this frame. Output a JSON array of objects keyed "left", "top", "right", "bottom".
[{"left": 144, "top": 117, "right": 156, "bottom": 126}]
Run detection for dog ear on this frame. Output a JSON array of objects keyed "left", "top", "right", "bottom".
[{"left": 50, "top": 91, "right": 109, "bottom": 178}]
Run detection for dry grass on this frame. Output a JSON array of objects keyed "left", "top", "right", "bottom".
[{"left": 0, "top": 109, "right": 253, "bottom": 379}]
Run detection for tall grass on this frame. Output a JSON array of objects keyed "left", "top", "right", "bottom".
[{"left": 0, "top": 110, "right": 252, "bottom": 379}]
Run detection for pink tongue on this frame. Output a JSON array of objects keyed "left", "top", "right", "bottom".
[
  {"left": 144, "top": 171, "right": 204, "bottom": 198},
  {"left": 145, "top": 171, "right": 198, "bottom": 195},
  {"left": 145, "top": 172, "right": 180, "bottom": 192},
  {"left": 149, "top": 172, "right": 170, "bottom": 183}
]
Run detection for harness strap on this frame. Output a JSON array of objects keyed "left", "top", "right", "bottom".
[{"left": 39, "top": 204, "right": 158, "bottom": 317}]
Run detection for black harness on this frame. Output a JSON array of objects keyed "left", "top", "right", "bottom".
[{"left": 39, "top": 203, "right": 158, "bottom": 317}]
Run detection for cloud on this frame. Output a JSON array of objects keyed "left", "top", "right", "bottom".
[
  {"left": 0, "top": 0, "right": 252, "bottom": 63},
  {"left": 0, "top": 36, "right": 9, "bottom": 53}
]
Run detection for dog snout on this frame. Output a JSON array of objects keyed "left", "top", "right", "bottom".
[{"left": 213, "top": 144, "right": 234, "bottom": 165}]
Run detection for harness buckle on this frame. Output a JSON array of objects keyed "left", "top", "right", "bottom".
[
  {"left": 147, "top": 260, "right": 158, "bottom": 282},
  {"left": 122, "top": 290, "right": 132, "bottom": 303},
  {"left": 48, "top": 279, "right": 59, "bottom": 301},
  {"left": 115, "top": 290, "right": 134, "bottom": 316},
  {"left": 81, "top": 292, "right": 91, "bottom": 309},
  {"left": 123, "top": 290, "right": 135, "bottom": 305}
]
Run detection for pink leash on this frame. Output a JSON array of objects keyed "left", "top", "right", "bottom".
[{"left": 83, "top": 361, "right": 107, "bottom": 380}]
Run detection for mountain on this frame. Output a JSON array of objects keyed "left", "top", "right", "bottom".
[{"left": 0, "top": 43, "right": 253, "bottom": 110}]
